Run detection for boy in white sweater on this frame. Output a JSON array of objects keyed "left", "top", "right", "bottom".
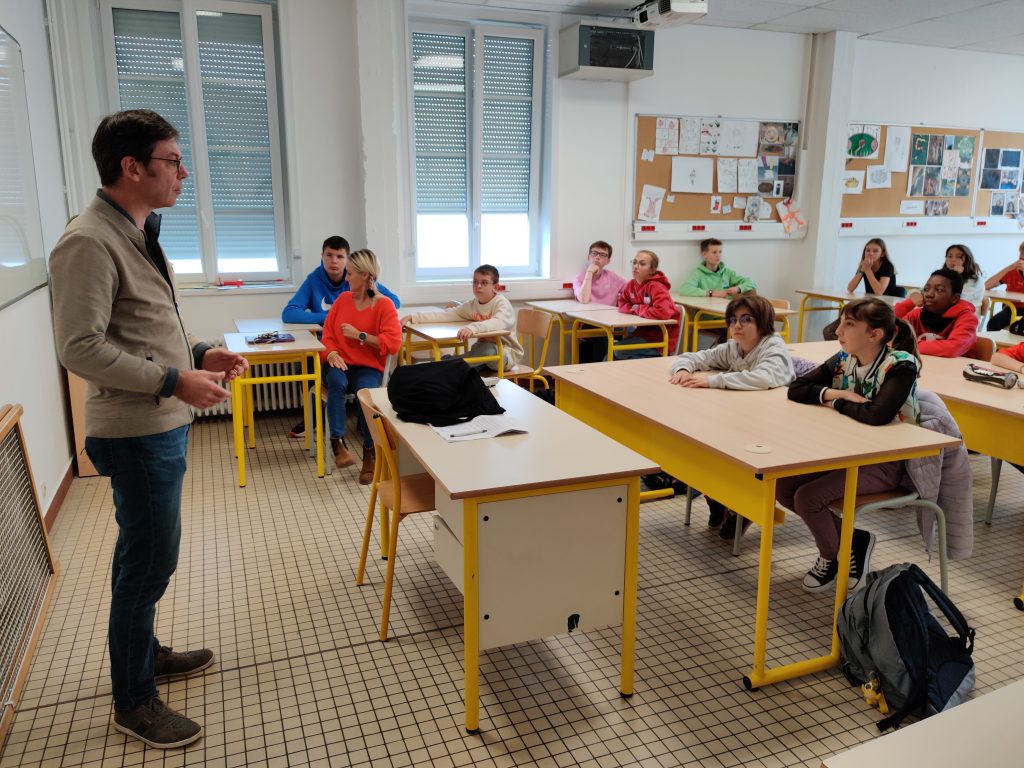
[
  {"left": 670, "top": 295, "right": 795, "bottom": 537},
  {"left": 401, "top": 265, "right": 523, "bottom": 370}
]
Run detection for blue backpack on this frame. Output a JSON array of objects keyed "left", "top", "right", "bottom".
[{"left": 837, "top": 562, "right": 976, "bottom": 731}]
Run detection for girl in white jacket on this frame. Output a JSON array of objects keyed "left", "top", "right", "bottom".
[{"left": 669, "top": 295, "right": 796, "bottom": 537}]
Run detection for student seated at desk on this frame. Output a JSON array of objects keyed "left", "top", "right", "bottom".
[
  {"left": 400, "top": 264, "right": 523, "bottom": 371},
  {"left": 984, "top": 243, "right": 1024, "bottom": 331},
  {"left": 677, "top": 238, "right": 756, "bottom": 298},
  {"left": 615, "top": 250, "right": 681, "bottom": 359},
  {"left": 321, "top": 249, "right": 402, "bottom": 483},
  {"left": 573, "top": 240, "right": 627, "bottom": 363},
  {"left": 895, "top": 268, "right": 978, "bottom": 357},
  {"left": 282, "top": 235, "right": 401, "bottom": 438},
  {"left": 669, "top": 296, "right": 795, "bottom": 538},
  {"left": 846, "top": 238, "right": 903, "bottom": 297},
  {"left": 944, "top": 243, "right": 985, "bottom": 315},
  {"left": 782, "top": 298, "right": 921, "bottom": 593}
]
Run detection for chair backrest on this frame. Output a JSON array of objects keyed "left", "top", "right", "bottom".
[
  {"left": 964, "top": 336, "right": 994, "bottom": 362},
  {"left": 768, "top": 298, "right": 790, "bottom": 310},
  {"left": 515, "top": 308, "right": 554, "bottom": 372}
]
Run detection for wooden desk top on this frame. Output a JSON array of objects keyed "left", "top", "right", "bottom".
[
  {"left": 403, "top": 323, "right": 510, "bottom": 342},
  {"left": 674, "top": 295, "right": 796, "bottom": 317},
  {"left": 525, "top": 299, "right": 613, "bottom": 314},
  {"left": 545, "top": 357, "right": 957, "bottom": 476},
  {"left": 796, "top": 288, "right": 902, "bottom": 305},
  {"left": 564, "top": 308, "right": 678, "bottom": 328},
  {"left": 986, "top": 289, "right": 1024, "bottom": 303},
  {"left": 787, "top": 341, "right": 1024, "bottom": 419},
  {"left": 979, "top": 329, "right": 1023, "bottom": 349},
  {"left": 821, "top": 679, "right": 1024, "bottom": 767},
  {"left": 368, "top": 380, "right": 657, "bottom": 499},
  {"left": 234, "top": 318, "right": 322, "bottom": 334},
  {"left": 223, "top": 332, "right": 325, "bottom": 355}
]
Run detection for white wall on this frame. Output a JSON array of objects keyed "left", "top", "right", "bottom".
[
  {"left": 0, "top": 0, "right": 74, "bottom": 513},
  {"left": 837, "top": 39, "right": 1024, "bottom": 292}
]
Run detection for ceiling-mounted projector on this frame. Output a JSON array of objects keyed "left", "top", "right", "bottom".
[{"left": 631, "top": 0, "right": 708, "bottom": 29}]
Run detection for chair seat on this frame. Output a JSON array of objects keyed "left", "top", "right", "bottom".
[
  {"left": 827, "top": 490, "right": 919, "bottom": 513},
  {"left": 379, "top": 472, "right": 435, "bottom": 514},
  {"left": 505, "top": 363, "right": 539, "bottom": 376}
]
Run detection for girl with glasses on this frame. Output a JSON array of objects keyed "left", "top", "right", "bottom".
[{"left": 669, "top": 296, "right": 795, "bottom": 537}]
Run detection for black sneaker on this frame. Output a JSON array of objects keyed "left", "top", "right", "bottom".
[
  {"left": 849, "top": 529, "right": 876, "bottom": 592},
  {"left": 802, "top": 556, "right": 839, "bottom": 593},
  {"left": 288, "top": 419, "right": 305, "bottom": 438},
  {"left": 706, "top": 498, "right": 727, "bottom": 529},
  {"left": 113, "top": 697, "right": 202, "bottom": 749},
  {"left": 718, "top": 511, "right": 751, "bottom": 541},
  {"left": 154, "top": 646, "right": 214, "bottom": 681}
]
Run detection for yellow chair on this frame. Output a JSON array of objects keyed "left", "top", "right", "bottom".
[
  {"left": 355, "top": 389, "right": 436, "bottom": 641},
  {"left": 768, "top": 298, "right": 791, "bottom": 341},
  {"left": 503, "top": 308, "right": 555, "bottom": 390}
]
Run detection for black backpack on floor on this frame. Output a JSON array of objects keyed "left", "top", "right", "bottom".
[{"left": 837, "top": 562, "right": 976, "bottom": 731}]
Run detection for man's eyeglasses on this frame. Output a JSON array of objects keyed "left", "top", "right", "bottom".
[
  {"left": 472, "top": 280, "right": 494, "bottom": 287},
  {"left": 150, "top": 156, "right": 184, "bottom": 172},
  {"left": 588, "top": 250, "right": 610, "bottom": 258},
  {"left": 726, "top": 315, "right": 756, "bottom": 326}
]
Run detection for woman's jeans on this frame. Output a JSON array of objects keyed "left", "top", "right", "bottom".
[{"left": 85, "top": 424, "right": 190, "bottom": 712}]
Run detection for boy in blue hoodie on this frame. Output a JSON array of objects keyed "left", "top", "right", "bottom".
[{"left": 282, "top": 235, "right": 401, "bottom": 437}]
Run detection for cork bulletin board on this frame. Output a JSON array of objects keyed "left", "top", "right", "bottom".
[
  {"left": 840, "top": 124, "right": 980, "bottom": 218},
  {"left": 633, "top": 114, "right": 800, "bottom": 225},
  {"left": 975, "top": 130, "right": 1024, "bottom": 219}
]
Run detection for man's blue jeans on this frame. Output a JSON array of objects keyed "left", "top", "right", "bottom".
[
  {"left": 85, "top": 425, "right": 189, "bottom": 712},
  {"left": 325, "top": 365, "right": 382, "bottom": 448}
]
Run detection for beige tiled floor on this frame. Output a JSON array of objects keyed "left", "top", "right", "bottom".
[{"left": 2, "top": 411, "right": 1022, "bottom": 768}]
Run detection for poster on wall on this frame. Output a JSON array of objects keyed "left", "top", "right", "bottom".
[
  {"left": 718, "top": 120, "right": 759, "bottom": 157},
  {"left": 637, "top": 184, "right": 666, "bottom": 222},
  {"left": 699, "top": 118, "right": 721, "bottom": 155},
  {"left": 884, "top": 125, "right": 911, "bottom": 172},
  {"left": 670, "top": 156, "right": 714, "bottom": 193},
  {"left": 655, "top": 117, "right": 679, "bottom": 155},
  {"left": 980, "top": 148, "right": 1022, "bottom": 191},
  {"left": 758, "top": 122, "right": 799, "bottom": 157},
  {"left": 906, "top": 132, "right": 975, "bottom": 197},
  {"left": 679, "top": 117, "right": 700, "bottom": 154},
  {"left": 847, "top": 124, "right": 881, "bottom": 159}
]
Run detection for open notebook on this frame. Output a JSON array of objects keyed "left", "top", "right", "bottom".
[{"left": 431, "top": 414, "right": 528, "bottom": 442}]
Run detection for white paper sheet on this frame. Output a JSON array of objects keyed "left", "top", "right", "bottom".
[
  {"left": 679, "top": 117, "right": 700, "bottom": 154},
  {"left": 638, "top": 183, "right": 666, "bottom": 222},
  {"left": 865, "top": 165, "right": 891, "bottom": 190},
  {"left": 431, "top": 414, "right": 528, "bottom": 442},
  {"left": 710, "top": 196, "right": 722, "bottom": 214},
  {"left": 641, "top": 148, "right": 654, "bottom": 162},
  {"left": 737, "top": 159, "right": 758, "bottom": 193},
  {"left": 699, "top": 118, "right": 721, "bottom": 155},
  {"left": 655, "top": 116, "right": 679, "bottom": 155},
  {"left": 941, "top": 149, "right": 959, "bottom": 181},
  {"left": 840, "top": 170, "right": 865, "bottom": 194},
  {"left": 884, "top": 125, "right": 911, "bottom": 173},
  {"left": 718, "top": 120, "right": 759, "bottom": 157},
  {"left": 717, "top": 158, "right": 737, "bottom": 194},
  {"left": 733, "top": 196, "right": 747, "bottom": 209},
  {"left": 899, "top": 199, "right": 924, "bottom": 215},
  {"left": 671, "top": 156, "right": 714, "bottom": 193}
]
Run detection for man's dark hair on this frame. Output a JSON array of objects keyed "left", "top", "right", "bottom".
[
  {"left": 92, "top": 110, "right": 179, "bottom": 187},
  {"left": 700, "top": 238, "right": 723, "bottom": 252},
  {"left": 475, "top": 264, "right": 500, "bottom": 284},
  {"left": 322, "top": 235, "right": 351, "bottom": 253},
  {"left": 931, "top": 267, "right": 964, "bottom": 297}
]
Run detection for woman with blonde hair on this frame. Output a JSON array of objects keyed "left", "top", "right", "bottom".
[{"left": 320, "top": 249, "right": 402, "bottom": 483}]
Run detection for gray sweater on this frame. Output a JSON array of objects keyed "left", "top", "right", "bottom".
[
  {"left": 50, "top": 195, "right": 200, "bottom": 438},
  {"left": 670, "top": 334, "right": 795, "bottom": 390}
]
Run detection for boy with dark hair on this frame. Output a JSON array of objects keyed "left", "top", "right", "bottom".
[{"left": 895, "top": 267, "right": 978, "bottom": 357}]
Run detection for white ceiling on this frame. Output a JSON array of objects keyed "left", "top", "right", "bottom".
[{"left": 439, "top": 0, "right": 1024, "bottom": 55}]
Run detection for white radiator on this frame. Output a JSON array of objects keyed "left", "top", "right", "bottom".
[{"left": 194, "top": 338, "right": 308, "bottom": 418}]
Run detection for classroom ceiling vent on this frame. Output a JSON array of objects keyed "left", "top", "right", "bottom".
[
  {"left": 558, "top": 23, "right": 654, "bottom": 82},
  {"left": 630, "top": 0, "right": 708, "bottom": 29}
]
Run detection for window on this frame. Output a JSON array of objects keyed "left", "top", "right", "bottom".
[
  {"left": 410, "top": 22, "right": 544, "bottom": 279},
  {"left": 101, "top": 1, "right": 286, "bottom": 283}
]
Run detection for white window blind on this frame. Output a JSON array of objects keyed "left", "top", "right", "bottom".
[
  {"left": 105, "top": 1, "right": 285, "bottom": 283},
  {"left": 411, "top": 23, "right": 543, "bottom": 279}
]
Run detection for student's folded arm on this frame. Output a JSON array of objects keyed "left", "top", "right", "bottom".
[
  {"left": 671, "top": 346, "right": 721, "bottom": 374},
  {"left": 728, "top": 268, "right": 757, "bottom": 293},
  {"left": 635, "top": 286, "right": 677, "bottom": 319},
  {"left": 787, "top": 356, "right": 838, "bottom": 404},
  {"left": 893, "top": 298, "right": 915, "bottom": 318},
  {"left": 713, "top": 351, "right": 793, "bottom": 391},
  {"left": 676, "top": 269, "right": 706, "bottom": 297},
  {"left": 832, "top": 362, "right": 917, "bottom": 425},
  {"left": 281, "top": 278, "right": 324, "bottom": 324},
  {"left": 467, "top": 298, "right": 514, "bottom": 334},
  {"left": 410, "top": 307, "right": 464, "bottom": 323}
]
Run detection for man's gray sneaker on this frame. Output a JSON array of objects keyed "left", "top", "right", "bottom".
[
  {"left": 113, "top": 697, "right": 202, "bottom": 749},
  {"left": 154, "top": 646, "right": 214, "bottom": 681}
]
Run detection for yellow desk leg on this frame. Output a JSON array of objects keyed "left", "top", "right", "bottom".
[
  {"left": 313, "top": 353, "right": 324, "bottom": 478},
  {"left": 232, "top": 376, "right": 247, "bottom": 487},
  {"left": 431, "top": 341, "right": 441, "bottom": 362},
  {"left": 463, "top": 499, "right": 481, "bottom": 734},
  {"left": 797, "top": 294, "right": 813, "bottom": 342},
  {"left": 660, "top": 324, "right": 669, "bottom": 357},
  {"left": 602, "top": 327, "right": 614, "bottom": 361},
  {"left": 620, "top": 476, "right": 641, "bottom": 697},
  {"left": 571, "top": 320, "right": 581, "bottom": 364},
  {"left": 496, "top": 337, "right": 505, "bottom": 377},
  {"left": 246, "top": 375, "right": 257, "bottom": 450},
  {"left": 555, "top": 315, "right": 566, "bottom": 365},
  {"left": 744, "top": 478, "right": 777, "bottom": 687},
  {"left": 1014, "top": 585, "right": 1024, "bottom": 610}
]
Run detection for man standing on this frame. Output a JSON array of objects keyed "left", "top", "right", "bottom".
[{"left": 50, "top": 110, "right": 248, "bottom": 749}]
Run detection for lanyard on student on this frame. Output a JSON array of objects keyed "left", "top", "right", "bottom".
[{"left": 853, "top": 346, "right": 887, "bottom": 397}]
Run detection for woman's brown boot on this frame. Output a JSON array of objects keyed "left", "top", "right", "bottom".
[
  {"left": 359, "top": 446, "right": 376, "bottom": 485},
  {"left": 332, "top": 438, "right": 356, "bottom": 468}
]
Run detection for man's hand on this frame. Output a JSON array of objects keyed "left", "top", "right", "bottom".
[
  {"left": 202, "top": 347, "right": 249, "bottom": 382},
  {"left": 457, "top": 327, "right": 473, "bottom": 341},
  {"left": 174, "top": 370, "right": 230, "bottom": 408},
  {"left": 586, "top": 263, "right": 600, "bottom": 276}
]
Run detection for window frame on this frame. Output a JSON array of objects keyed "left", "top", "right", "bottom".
[
  {"left": 99, "top": 0, "right": 288, "bottom": 286},
  {"left": 407, "top": 19, "right": 545, "bottom": 281}
]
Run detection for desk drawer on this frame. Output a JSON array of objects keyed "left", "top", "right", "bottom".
[{"left": 433, "top": 515, "right": 464, "bottom": 594}]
